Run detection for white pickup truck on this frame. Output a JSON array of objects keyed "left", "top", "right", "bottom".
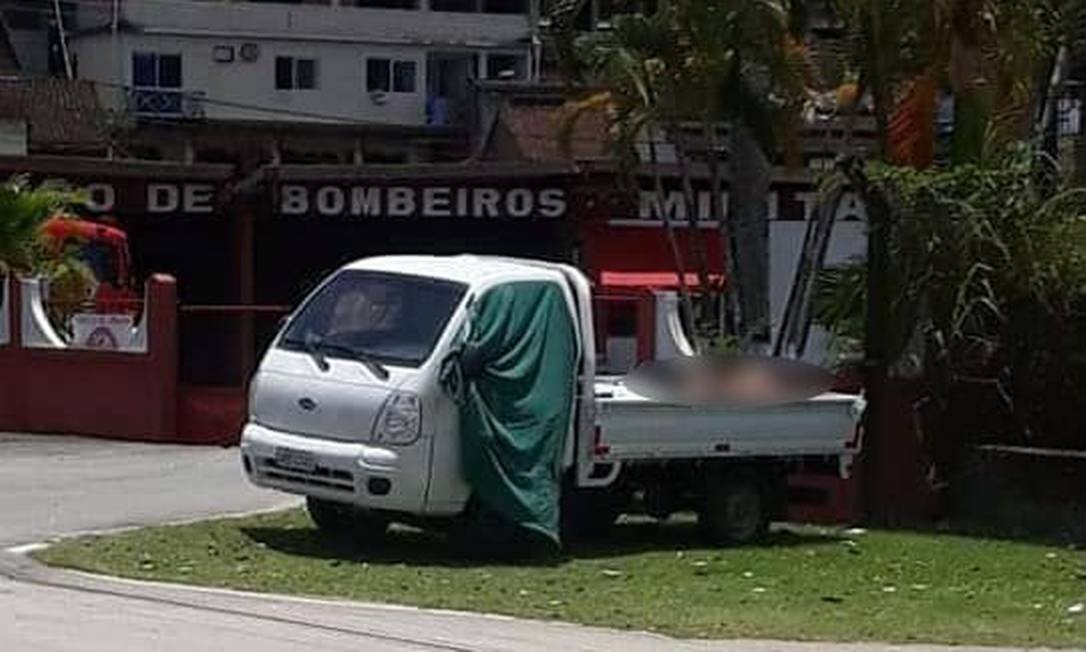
[{"left": 241, "top": 255, "right": 864, "bottom": 545}]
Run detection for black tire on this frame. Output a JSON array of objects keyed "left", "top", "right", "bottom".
[
  {"left": 698, "top": 471, "right": 769, "bottom": 546},
  {"left": 306, "top": 497, "right": 388, "bottom": 543},
  {"left": 561, "top": 486, "right": 621, "bottom": 541}
]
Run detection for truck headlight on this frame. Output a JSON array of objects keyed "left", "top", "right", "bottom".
[
  {"left": 246, "top": 372, "right": 262, "bottom": 423},
  {"left": 373, "top": 391, "right": 421, "bottom": 445}
]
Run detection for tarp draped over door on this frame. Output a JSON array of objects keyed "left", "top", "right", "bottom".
[{"left": 448, "top": 281, "right": 578, "bottom": 543}]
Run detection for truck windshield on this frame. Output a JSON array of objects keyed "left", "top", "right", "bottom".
[
  {"left": 77, "top": 241, "right": 119, "bottom": 286},
  {"left": 279, "top": 270, "right": 466, "bottom": 368}
]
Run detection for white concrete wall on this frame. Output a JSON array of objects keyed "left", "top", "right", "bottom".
[
  {"left": 74, "top": 33, "right": 514, "bottom": 124},
  {"left": 112, "top": 0, "right": 529, "bottom": 45},
  {"left": 70, "top": 1, "right": 532, "bottom": 125},
  {"left": 74, "top": 34, "right": 125, "bottom": 113}
]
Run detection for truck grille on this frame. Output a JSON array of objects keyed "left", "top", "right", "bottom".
[{"left": 256, "top": 457, "right": 355, "bottom": 493}]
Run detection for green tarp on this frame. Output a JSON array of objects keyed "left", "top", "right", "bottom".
[{"left": 443, "top": 281, "right": 578, "bottom": 543}]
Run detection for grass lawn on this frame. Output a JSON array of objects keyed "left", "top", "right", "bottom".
[{"left": 34, "top": 510, "right": 1085, "bottom": 647}]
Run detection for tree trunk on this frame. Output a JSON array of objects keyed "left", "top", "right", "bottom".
[
  {"left": 845, "top": 161, "right": 893, "bottom": 525},
  {"left": 727, "top": 122, "right": 772, "bottom": 353},
  {"left": 672, "top": 125, "right": 715, "bottom": 336},
  {"left": 705, "top": 121, "right": 737, "bottom": 339},
  {"left": 647, "top": 127, "right": 698, "bottom": 348},
  {"left": 857, "top": 1, "right": 895, "bottom": 525}
]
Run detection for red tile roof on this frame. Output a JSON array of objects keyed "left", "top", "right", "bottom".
[
  {"left": 499, "top": 102, "right": 610, "bottom": 162},
  {"left": 0, "top": 77, "right": 107, "bottom": 153}
]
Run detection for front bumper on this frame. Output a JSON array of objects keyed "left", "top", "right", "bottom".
[{"left": 240, "top": 422, "right": 426, "bottom": 513}]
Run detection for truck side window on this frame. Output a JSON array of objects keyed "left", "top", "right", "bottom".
[{"left": 77, "top": 241, "right": 117, "bottom": 286}]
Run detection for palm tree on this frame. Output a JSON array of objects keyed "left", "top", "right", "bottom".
[
  {"left": 829, "top": 0, "right": 1078, "bottom": 166},
  {"left": 557, "top": 50, "right": 700, "bottom": 339},
  {"left": 687, "top": 1, "right": 810, "bottom": 351},
  {"left": 555, "top": 0, "right": 809, "bottom": 350},
  {"left": 0, "top": 175, "right": 82, "bottom": 275},
  {"left": 808, "top": 0, "right": 1083, "bottom": 522}
]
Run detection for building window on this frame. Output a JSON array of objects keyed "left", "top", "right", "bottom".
[
  {"left": 484, "top": 53, "right": 526, "bottom": 80},
  {"left": 275, "top": 56, "right": 318, "bottom": 90},
  {"left": 392, "top": 61, "right": 417, "bottom": 92},
  {"left": 133, "top": 52, "right": 182, "bottom": 89},
  {"left": 366, "top": 58, "right": 416, "bottom": 93},
  {"left": 131, "top": 52, "right": 183, "bottom": 115}
]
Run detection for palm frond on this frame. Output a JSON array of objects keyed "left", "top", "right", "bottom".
[{"left": 0, "top": 175, "right": 84, "bottom": 274}]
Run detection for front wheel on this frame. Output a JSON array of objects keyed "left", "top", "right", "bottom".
[
  {"left": 306, "top": 497, "right": 388, "bottom": 543},
  {"left": 698, "top": 472, "right": 769, "bottom": 546}
]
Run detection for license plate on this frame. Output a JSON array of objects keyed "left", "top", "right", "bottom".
[{"left": 274, "top": 447, "right": 317, "bottom": 473}]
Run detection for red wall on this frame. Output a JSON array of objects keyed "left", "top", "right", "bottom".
[
  {"left": 0, "top": 275, "right": 182, "bottom": 442},
  {"left": 580, "top": 221, "right": 727, "bottom": 285}
]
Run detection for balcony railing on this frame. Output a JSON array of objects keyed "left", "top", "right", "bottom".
[{"left": 127, "top": 88, "right": 206, "bottom": 119}]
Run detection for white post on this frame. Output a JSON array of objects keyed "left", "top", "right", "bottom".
[{"left": 52, "top": 0, "right": 74, "bottom": 80}]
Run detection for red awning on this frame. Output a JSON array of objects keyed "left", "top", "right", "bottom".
[{"left": 599, "top": 271, "right": 724, "bottom": 290}]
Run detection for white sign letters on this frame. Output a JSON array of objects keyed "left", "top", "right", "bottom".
[{"left": 277, "top": 184, "right": 568, "bottom": 219}]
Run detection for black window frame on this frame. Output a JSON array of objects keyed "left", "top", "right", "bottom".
[
  {"left": 132, "top": 51, "right": 182, "bottom": 89},
  {"left": 366, "top": 57, "right": 417, "bottom": 94},
  {"left": 484, "top": 52, "right": 526, "bottom": 80},
  {"left": 366, "top": 57, "right": 391, "bottom": 92},
  {"left": 275, "top": 56, "right": 319, "bottom": 90},
  {"left": 392, "top": 60, "right": 417, "bottom": 93}
]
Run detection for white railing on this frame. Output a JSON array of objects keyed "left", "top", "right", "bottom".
[{"left": 127, "top": 89, "right": 206, "bottom": 119}]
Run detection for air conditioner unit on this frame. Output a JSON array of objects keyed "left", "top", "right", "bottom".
[
  {"left": 239, "top": 43, "right": 260, "bottom": 62},
  {"left": 368, "top": 90, "right": 387, "bottom": 105},
  {"left": 212, "top": 45, "right": 235, "bottom": 63}
]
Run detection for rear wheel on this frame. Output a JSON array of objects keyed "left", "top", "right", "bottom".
[
  {"left": 561, "top": 485, "right": 621, "bottom": 541},
  {"left": 698, "top": 471, "right": 769, "bottom": 546},
  {"left": 306, "top": 497, "right": 388, "bottom": 543}
]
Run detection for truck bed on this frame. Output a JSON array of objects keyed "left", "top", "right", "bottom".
[{"left": 593, "top": 379, "right": 865, "bottom": 462}]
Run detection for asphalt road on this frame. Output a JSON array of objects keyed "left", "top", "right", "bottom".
[
  {"left": 0, "top": 432, "right": 1066, "bottom": 652},
  {"left": 0, "top": 432, "right": 294, "bottom": 547}
]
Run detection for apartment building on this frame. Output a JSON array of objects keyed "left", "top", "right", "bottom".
[{"left": 56, "top": 0, "right": 544, "bottom": 164}]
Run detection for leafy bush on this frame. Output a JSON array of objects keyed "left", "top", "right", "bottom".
[
  {"left": 813, "top": 145, "right": 1086, "bottom": 455},
  {"left": 1, "top": 175, "right": 96, "bottom": 336}
]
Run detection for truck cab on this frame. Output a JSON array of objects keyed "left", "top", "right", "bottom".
[
  {"left": 40, "top": 215, "right": 138, "bottom": 313},
  {"left": 241, "top": 255, "right": 594, "bottom": 521}
]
